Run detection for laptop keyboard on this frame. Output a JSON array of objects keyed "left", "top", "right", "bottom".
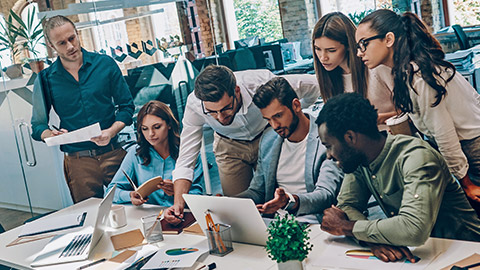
[{"left": 59, "top": 233, "right": 92, "bottom": 258}]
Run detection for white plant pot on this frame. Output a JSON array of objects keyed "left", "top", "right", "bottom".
[{"left": 277, "top": 260, "right": 305, "bottom": 270}]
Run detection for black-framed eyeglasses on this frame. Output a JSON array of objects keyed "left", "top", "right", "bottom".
[
  {"left": 202, "top": 95, "right": 236, "bottom": 117},
  {"left": 356, "top": 34, "right": 386, "bottom": 53}
]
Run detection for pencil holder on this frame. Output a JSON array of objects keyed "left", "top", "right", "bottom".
[
  {"left": 141, "top": 214, "right": 164, "bottom": 244},
  {"left": 205, "top": 223, "right": 233, "bottom": 256}
]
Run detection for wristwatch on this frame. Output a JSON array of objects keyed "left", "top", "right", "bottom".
[{"left": 283, "top": 191, "right": 296, "bottom": 211}]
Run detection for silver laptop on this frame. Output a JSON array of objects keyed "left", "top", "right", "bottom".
[
  {"left": 31, "top": 184, "right": 116, "bottom": 267},
  {"left": 183, "top": 194, "right": 268, "bottom": 246}
]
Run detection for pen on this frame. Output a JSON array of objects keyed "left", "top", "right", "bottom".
[
  {"left": 76, "top": 258, "right": 106, "bottom": 270},
  {"left": 125, "top": 251, "right": 157, "bottom": 270},
  {"left": 51, "top": 125, "right": 61, "bottom": 131},
  {"left": 173, "top": 213, "right": 185, "bottom": 222},
  {"left": 197, "top": 262, "right": 217, "bottom": 270}
]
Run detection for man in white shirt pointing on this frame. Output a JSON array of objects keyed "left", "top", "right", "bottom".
[{"left": 165, "top": 65, "right": 319, "bottom": 224}]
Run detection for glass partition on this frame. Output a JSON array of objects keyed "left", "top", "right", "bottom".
[
  {"left": 0, "top": 55, "right": 35, "bottom": 229},
  {"left": 0, "top": 0, "right": 204, "bottom": 230}
]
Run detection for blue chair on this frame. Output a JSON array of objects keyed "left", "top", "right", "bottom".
[{"left": 452, "top": 24, "right": 471, "bottom": 50}]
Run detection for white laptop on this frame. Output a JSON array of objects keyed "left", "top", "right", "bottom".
[
  {"left": 183, "top": 194, "right": 268, "bottom": 246},
  {"left": 31, "top": 184, "right": 116, "bottom": 267}
]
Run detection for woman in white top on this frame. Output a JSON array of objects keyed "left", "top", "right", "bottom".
[
  {"left": 355, "top": 9, "right": 480, "bottom": 211},
  {"left": 312, "top": 12, "right": 397, "bottom": 125}
]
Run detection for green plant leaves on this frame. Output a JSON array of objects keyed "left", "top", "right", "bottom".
[
  {"left": 265, "top": 214, "right": 313, "bottom": 263},
  {"left": 8, "top": 6, "right": 46, "bottom": 60}
]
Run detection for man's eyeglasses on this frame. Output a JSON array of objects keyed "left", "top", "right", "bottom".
[
  {"left": 202, "top": 96, "right": 236, "bottom": 116},
  {"left": 356, "top": 34, "right": 386, "bottom": 53}
]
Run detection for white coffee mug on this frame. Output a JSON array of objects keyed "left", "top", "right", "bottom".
[{"left": 109, "top": 205, "right": 127, "bottom": 228}]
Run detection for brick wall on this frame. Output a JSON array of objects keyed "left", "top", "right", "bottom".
[
  {"left": 278, "top": 0, "right": 316, "bottom": 57},
  {"left": 210, "top": 0, "right": 226, "bottom": 47},
  {"left": 0, "top": 0, "right": 21, "bottom": 16},
  {"left": 123, "top": 7, "right": 158, "bottom": 67},
  {"left": 421, "top": 0, "right": 434, "bottom": 31},
  {"left": 195, "top": 0, "right": 214, "bottom": 56},
  {"left": 431, "top": 0, "right": 444, "bottom": 32}
]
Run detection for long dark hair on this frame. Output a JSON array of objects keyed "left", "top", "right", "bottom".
[
  {"left": 312, "top": 12, "right": 367, "bottom": 100},
  {"left": 360, "top": 9, "right": 455, "bottom": 113},
  {"left": 136, "top": 101, "right": 180, "bottom": 165}
]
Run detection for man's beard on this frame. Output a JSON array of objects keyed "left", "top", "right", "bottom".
[
  {"left": 275, "top": 111, "right": 299, "bottom": 139},
  {"left": 338, "top": 146, "right": 364, "bottom": 174}
]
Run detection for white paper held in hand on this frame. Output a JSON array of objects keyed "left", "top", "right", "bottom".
[{"left": 44, "top": 123, "right": 102, "bottom": 146}]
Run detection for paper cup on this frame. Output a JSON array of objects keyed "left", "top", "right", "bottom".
[{"left": 386, "top": 114, "right": 414, "bottom": 136}]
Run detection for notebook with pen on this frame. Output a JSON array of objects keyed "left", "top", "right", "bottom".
[{"left": 160, "top": 212, "right": 196, "bottom": 234}]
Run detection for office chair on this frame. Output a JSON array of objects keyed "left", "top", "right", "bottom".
[
  {"left": 452, "top": 24, "right": 471, "bottom": 50},
  {"left": 232, "top": 48, "right": 256, "bottom": 71}
]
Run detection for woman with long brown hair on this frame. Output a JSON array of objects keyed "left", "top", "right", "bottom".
[
  {"left": 356, "top": 9, "right": 480, "bottom": 214},
  {"left": 312, "top": 12, "right": 397, "bottom": 126},
  {"left": 106, "top": 100, "right": 203, "bottom": 206}
]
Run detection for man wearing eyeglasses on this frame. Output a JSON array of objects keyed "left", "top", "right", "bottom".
[{"left": 165, "top": 65, "right": 319, "bottom": 224}]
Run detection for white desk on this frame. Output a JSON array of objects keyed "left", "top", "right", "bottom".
[
  {"left": 0, "top": 198, "right": 275, "bottom": 270},
  {"left": 1, "top": 198, "right": 479, "bottom": 270}
]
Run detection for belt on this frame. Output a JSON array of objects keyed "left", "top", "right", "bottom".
[
  {"left": 216, "top": 130, "right": 263, "bottom": 143},
  {"left": 65, "top": 143, "right": 118, "bottom": 158}
]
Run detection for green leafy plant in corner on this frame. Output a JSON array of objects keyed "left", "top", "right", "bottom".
[
  {"left": 265, "top": 214, "right": 313, "bottom": 263},
  {"left": 348, "top": 9, "right": 374, "bottom": 26},
  {"left": 0, "top": 14, "right": 20, "bottom": 64},
  {"left": 9, "top": 6, "right": 46, "bottom": 61}
]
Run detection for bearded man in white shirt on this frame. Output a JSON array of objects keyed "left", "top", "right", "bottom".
[{"left": 165, "top": 65, "right": 319, "bottom": 224}]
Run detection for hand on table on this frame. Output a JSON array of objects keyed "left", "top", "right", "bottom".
[
  {"left": 367, "top": 243, "right": 416, "bottom": 263},
  {"left": 164, "top": 204, "right": 184, "bottom": 225}
]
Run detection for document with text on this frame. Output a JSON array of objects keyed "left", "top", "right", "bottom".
[{"left": 44, "top": 123, "right": 101, "bottom": 146}]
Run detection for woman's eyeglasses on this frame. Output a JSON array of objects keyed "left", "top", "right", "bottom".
[{"left": 356, "top": 34, "right": 386, "bottom": 52}]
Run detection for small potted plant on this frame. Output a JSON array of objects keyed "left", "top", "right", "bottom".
[
  {"left": 0, "top": 14, "right": 22, "bottom": 79},
  {"left": 265, "top": 214, "right": 313, "bottom": 270},
  {"left": 9, "top": 6, "right": 46, "bottom": 73}
]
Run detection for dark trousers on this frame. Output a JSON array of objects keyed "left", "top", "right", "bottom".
[{"left": 64, "top": 148, "right": 126, "bottom": 203}]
